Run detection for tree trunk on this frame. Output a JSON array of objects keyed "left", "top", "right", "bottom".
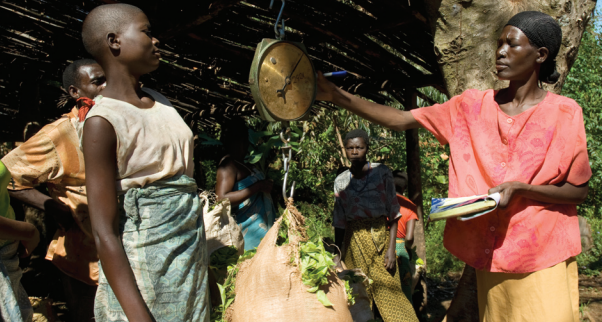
[
  {"left": 421, "top": 1, "right": 597, "bottom": 321},
  {"left": 405, "top": 91, "right": 429, "bottom": 319},
  {"left": 406, "top": 91, "right": 427, "bottom": 264},
  {"left": 423, "top": 0, "right": 598, "bottom": 96}
]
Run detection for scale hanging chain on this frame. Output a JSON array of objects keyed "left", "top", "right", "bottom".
[
  {"left": 280, "top": 123, "right": 295, "bottom": 203},
  {"left": 269, "top": 0, "right": 286, "bottom": 40}
]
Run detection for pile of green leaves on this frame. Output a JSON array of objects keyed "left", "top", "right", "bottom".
[
  {"left": 276, "top": 210, "right": 291, "bottom": 245},
  {"left": 210, "top": 248, "right": 258, "bottom": 322},
  {"left": 299, "top": 240, "right": 337, "bottom": 307},
  {"left": 339, "top": 270, "right": 367, "bottom": 306}
]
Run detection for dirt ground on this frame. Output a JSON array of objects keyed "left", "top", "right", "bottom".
[
  {"left": 425, "top": 273, "right": 602, "bottom": 322},
  {"left": 28, "top": 273, "right": 602, "bottom": 321},
  {"left": 21, "top": 248, "right": 602, "bottom": 322}
]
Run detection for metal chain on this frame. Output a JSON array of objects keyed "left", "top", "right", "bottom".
[{"left": 280, "top": 122, "right": 295, "bottom": 202}]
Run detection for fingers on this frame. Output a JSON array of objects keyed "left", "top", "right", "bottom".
[
  {"left": 488, "top": 185, "right": 501, "bottom": 195},
  {"left": 383, "top": 256, "right": 395, "bottom": 270}
]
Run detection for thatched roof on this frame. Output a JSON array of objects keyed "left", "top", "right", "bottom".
[{"left": 0, "top": 0, "right": 443, "bottom": 140}]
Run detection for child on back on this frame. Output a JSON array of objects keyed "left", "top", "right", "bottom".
[{"left": 80, "top": 4, "right": 209, "bottom": 321}]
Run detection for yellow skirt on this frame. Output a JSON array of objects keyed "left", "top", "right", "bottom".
[
  {"left": 476, "top": 257, "right": 579, "bottom": 322},
  {"left": 343, "top": 217, "right": 418, "bottom": 322}
]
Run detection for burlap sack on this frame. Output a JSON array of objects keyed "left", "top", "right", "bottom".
[
  {"left": 230, "top": 202, "right": 353, "bottom": 322},
  {"left": 200, "top": 192, "right": 244, "bottom": 255}
]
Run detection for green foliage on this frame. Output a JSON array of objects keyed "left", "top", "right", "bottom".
[
  {"left": 299, "top": 240, "right": 337, "bottom": 307},
  {"left": 209, "top": 246, "right": 240, "bottom": 282},
  {"left": 277, "top": 209, "right": 291, "bottom": 245},
  {"left": 563, "top": 13, "right": 602, "bottom": 275},
  {"left": 424, "top": 220, "right": 464, "bottom": 279},
  {"left": 339, "top": 270, "right": 366, "bottom": 306},
  {"left": 297, "top": 202, "right": 335, "bottom": 243},
  {"left": 576, "top": 217, "right": 602, "bottom": 275},
  {"left": 210, "top": 248, "right": 258, "bottom": 322}
]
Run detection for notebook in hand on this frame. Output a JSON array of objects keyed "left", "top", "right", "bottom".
[{"left": 428, "top": 193, "right": 501, "bottom": 222}]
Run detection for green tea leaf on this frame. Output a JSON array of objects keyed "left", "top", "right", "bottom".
[{"left": 316, "top": 290, "right": 333, "bottom": 307}]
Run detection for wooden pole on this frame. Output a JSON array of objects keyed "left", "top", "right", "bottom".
[{"left": 405, "top": 91, "right": 426, "bottom": 262}]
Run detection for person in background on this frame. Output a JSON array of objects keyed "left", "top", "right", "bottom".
[
  {"left": 2, "top": 59, "right": 105, "bottom": 321},
  {"left": 318, "top": 11, "right": 590, "bottom": 322},
  {"left": 392, "top": 170, "right": 418, "bottom": 304},
  {"left": 0, "top": 160, "right": 38, "bottom": 321},
  {"left": 333, "top": 129, "right": 418, "bottom": 322},
  {"left": 215, "top": 118, "right": 276, "bottom": 250},
  {"left": 80, "top": 4, "right": 209, "bottom": 321}
]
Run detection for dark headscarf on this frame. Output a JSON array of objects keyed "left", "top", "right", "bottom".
[{"left": 506, "top": 11, "right": 562, "bottom": 84}]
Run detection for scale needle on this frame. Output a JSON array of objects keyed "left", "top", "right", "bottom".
[{"left": 277, "top": 54, "right": 303, "bottom": 95}]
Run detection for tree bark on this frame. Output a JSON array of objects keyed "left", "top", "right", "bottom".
[
  {"left": 421, "top": 1, "right": 597, "bottom": 321},
  {"left": 423, "top": 0, "right": 598, "bottom": 96}
]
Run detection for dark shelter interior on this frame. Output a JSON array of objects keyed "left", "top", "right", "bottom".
[{"left": 0, "top": 0, "right": 444, "bottom": 141}]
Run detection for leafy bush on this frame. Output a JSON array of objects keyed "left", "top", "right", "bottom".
[
  {"left": 424, "top": 220, "right": 464, "bottom": 279},
  {"left": 576, "top": 216, "right": 602, "bottom": 275},
  {"left": 563, "top": 13, "right": 602, "bottom": 275}
]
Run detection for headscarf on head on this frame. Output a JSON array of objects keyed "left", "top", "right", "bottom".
[{"left": 506, "top": 11, "right": 562, "bottom": 84}]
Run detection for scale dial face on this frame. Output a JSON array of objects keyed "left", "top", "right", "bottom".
[{"left": 257, "top": 42, "right": 316, "bottom": 121}]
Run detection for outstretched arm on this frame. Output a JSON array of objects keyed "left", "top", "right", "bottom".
[
  {"left": 489, "top": 181, "right": 589, "bottom": 208},
  {"left": 316, "top": 72, "right": 422, "bottom": 132},
  {"left": 215, "top": 160, "right": 272, "bottom": 207},
  {"left": 83, "top": 117, "right": 154, "bottom": 322}
]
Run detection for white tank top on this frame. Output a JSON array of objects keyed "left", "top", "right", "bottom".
[{"left": 83, "top": 88, "right": 194, "bottom": 193}]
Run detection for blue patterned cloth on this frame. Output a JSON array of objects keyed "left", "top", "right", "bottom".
[
  {"left": 233, "top": 169, "right": 276, "bottom": 250},
  {"left": 94, "top": 175, "right": 210, "bottom": 322},
  {"left": 0, "top": 241, "right": 33, "bottom": 322}
]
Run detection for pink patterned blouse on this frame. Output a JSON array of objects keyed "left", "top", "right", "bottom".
[{"left": 412, "top": 89, "right": 592, "bottom": 273}]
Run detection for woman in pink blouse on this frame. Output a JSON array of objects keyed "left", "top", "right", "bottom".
[{"left": 318, "top": 11, "right": 590, "bottom": 322}]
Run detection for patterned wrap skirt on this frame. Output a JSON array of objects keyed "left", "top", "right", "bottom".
[
  {"left": 94, "top": 175, "right": 210, "bottom": 322},
  {"left": 0, "top": 241, "right": 32, "bottom": 322},
  {"left": 343, "top": 217, "right": 418, "bottom": 322}
]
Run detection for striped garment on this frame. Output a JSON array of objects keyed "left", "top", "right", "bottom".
[{"left": 94, "top": 175, "right": 210, "bottom": 322}]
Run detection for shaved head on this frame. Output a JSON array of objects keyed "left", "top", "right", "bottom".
[{"left": 81, "top": 4, "right": 144, "bottom": 59}]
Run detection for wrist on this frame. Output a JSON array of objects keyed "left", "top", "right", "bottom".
[
  {"left": 330, "top": 86, "right": 347, "bottom": 105},
  {"left": 516, "top": 182, "right": 532, "bottom": 194},
  {"left": 24, "top": 223, "right": 38, "bottom": 241}
]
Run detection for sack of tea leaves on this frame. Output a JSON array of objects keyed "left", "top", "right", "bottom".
[
  {"left": 200, "top": 192, "right": 244, "bottom": 256},
  {"left": 230, "top": 201, "right": 352, "bottom": 322}
]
